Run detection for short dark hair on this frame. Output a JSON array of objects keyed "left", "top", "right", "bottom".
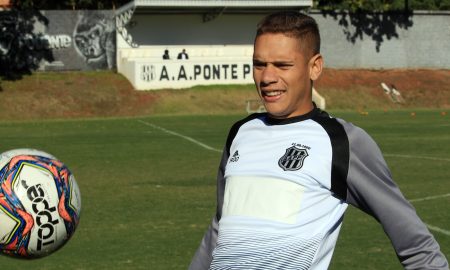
[{"left": 256, "top": 11, "right": 321, "bottom": 57}]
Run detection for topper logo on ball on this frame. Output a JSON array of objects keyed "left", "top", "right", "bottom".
[
  {"left": 22, "top": 180, "right": 60, "bottom": 251},
  {"left": 11, "top": 161, "right": 66, "bottom": 255}
]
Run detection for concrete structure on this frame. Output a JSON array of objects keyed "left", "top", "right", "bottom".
[
  {"left": 1, "top": 1, "right": 449, "bottom": 80},
  {"left": 116, "top": 1, "right": 450, "bottom": 90},
  {"left": 115, "top": 0, "right": 313, "bottom": 90}
]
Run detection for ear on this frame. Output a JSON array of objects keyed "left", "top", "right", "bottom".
[{"left": 309, "top": 53, "right": 323, "bottom": 81}]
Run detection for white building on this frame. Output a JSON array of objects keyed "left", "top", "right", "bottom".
[{"left": 115, "top": 0, "right": 312, "bottom": 90}]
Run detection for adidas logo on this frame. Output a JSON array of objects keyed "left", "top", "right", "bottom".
[{"left": 230, "top": 150, "right": 240, "bottom": 162}]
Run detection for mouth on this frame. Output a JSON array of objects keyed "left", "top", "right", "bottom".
[{"left": 261, "top": 90, "right": 285, "bottom": 102}]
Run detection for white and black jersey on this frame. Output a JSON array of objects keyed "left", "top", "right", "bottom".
[{"left": 189, "top": 107, "right": 448, "bottom": 270}]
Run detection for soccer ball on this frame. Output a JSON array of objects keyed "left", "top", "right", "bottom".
[{"left": 0, "top": 149, "right": 81, "bottom": 259}]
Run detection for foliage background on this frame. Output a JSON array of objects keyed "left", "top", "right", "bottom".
[{"left": 7, "top": 0, "right": 450, "bottom": 10}]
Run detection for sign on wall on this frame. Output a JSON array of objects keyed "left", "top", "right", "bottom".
[{"left": 128, "top": 60, "right": 253, "bottom": 90}]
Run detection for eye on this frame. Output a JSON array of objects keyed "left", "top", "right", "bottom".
[
  {"left": 274, "top": 63, "right": 293, "bottom": 70},
  {"left": 252, "top": 60, "right": 266, "bottom": 69}
]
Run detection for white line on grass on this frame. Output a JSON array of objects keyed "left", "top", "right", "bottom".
[
  {"left": 409, "top": 195, "right": 450, "bottom": 237},
  {"left": 426, "top": 224, "right": 450, "bottom": 236},
  {"left": 384, "top": 153, "right": 450, "bottom": 162},
  {"left": 138, "top": 120, "right": 222, "bottom": 153},
  {"left": 410, "top": 193, "right": 450, "bottom": 203},
  {"left": 387, "top": 155, "right": 450, "bottom": 236}
]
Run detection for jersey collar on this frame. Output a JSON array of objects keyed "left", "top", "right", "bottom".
[{"left": 265, "top": 105, "right": 323, "bottom": 125}]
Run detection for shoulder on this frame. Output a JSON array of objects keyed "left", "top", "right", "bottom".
[
  {"left": 230, "top": 113, "right": 265, "bottom": 129},
  {"left": 225, "top": 113, "right": 265, "bottom": 154},
  {"left": 312, "top": 111, "right": 375, "bottom": 146},
  {"left": 334, "top": 118, "right": 382, "bottom": 156},
  {"left": 311, "top": 111, "right": 386, "bottom": 200},
  {"left": 332, "top": 116, "right": 384, "bottom": 166}
]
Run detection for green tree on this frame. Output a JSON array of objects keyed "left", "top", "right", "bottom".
[
  {"left": 439, "top": 0, "right": 450, "bottom": 9},
  {"left": 0, "top": 9, "right": 54, "bottom": 80},
  {"left": 315, "top": 0, "right": 404, "bottom": 11},
  {"left": 315, "top": 0, "right": 450, "bottom": 10}
]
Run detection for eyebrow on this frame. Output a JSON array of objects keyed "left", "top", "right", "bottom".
[{"left": 252, "top": 59, "right": 295, "bottom": 66}]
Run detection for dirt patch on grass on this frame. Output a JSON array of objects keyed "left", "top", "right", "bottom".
[
  {"left": 0, "top": 69, "right": 448, "bottom": 121},
  {"left": 315, "top": 69, "right": 450, "bottom": 110}
]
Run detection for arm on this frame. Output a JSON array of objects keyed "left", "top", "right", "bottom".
[
  {"left": 343, "top": 122, "right": 448, "bottom": 269},
  {"left": 188, "top": 148, "right": 228, "bottom": 270}
]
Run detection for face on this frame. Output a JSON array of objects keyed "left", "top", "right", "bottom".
[
  {"left": 75, "top": 24, "right": 104, "bottom": 58},
  {"left": 253, "top": 33, "right": 323, "bottom": 119}
]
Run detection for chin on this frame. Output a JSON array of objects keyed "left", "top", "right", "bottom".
[{"left": 266, "top": 109, "right": 288, "bottom": 119}]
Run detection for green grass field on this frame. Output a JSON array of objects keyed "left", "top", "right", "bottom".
[{"left": 0, "top": 110, "right": 448, "bottom": 269}]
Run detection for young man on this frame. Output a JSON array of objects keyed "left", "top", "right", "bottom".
[{"left": 189, "top": 11, "right": 448, "bottom": 269}]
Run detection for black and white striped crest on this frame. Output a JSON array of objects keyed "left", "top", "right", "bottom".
[{"left": 278, "top": 146, "right": 309, "bottom": 171}]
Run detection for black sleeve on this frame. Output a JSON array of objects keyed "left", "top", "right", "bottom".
[{"left": 341, "top": 120, "right": 449, "bottom": 269}]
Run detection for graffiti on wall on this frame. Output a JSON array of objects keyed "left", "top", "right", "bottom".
[
  {"left": 73, "top": 11, "right": 116, "bottom": 69},
  {"left": 0, "top": 10, "right": 116, "bottom": 74}
]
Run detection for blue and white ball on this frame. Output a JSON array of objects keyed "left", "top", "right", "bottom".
[{"left": 0, "top": 149, "right": 81, "bottom": 258}]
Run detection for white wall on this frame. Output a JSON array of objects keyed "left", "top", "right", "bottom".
[
  {"left": 120, "top": 52, "right": 253, "bottom": 90},
  {"left": 314, "top": 11, "right": 450, "bottom": 69}
]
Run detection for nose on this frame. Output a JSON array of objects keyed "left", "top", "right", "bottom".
[{"left": 260, "top": 65, "right": 278, "bottom": 86}]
